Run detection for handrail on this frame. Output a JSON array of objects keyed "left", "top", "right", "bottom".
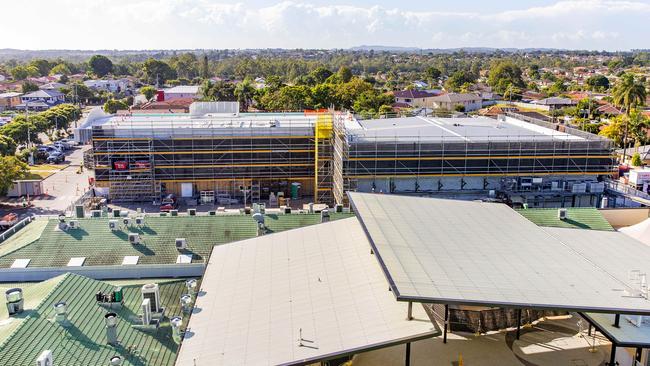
[{"left": 0, "top": 215, "right": 35, "bottom": 244}]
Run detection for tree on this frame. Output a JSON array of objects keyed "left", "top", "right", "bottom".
[
  {"left": 425, "top": 66, "right": 441, "bottom": 84},
  {"left": 627, "top": 110, "right": 650, "bottom": 148},
  {"left": 49, "top": 63, "right": 72, "bottom": 76},
  {"left": 22, "top": 81, "right": 39, "bottom": 93},
  {"left": 309, "top": 67, "right": 333, "bottom": 85},
  {"left": 337, "top": 66, "right": 353, "bottom": 83},
  {"left": 0, "top": 135, "right": 17, "bottom": 156},
  {"left": 599, "top": 118, "right": 623, "bottom": 147},
  {"left": 0, "top": 156, "right": 28, "bottom": 195},
  {"left": 632, "top": 152, "right": 643, "bottom": 167},
  {"left": 142, "top": 58, "right": 176, "bottom": 86},
  {"left": 585, "top": 75, "right": 610, "bottom": 91},
  {"left": 444, "top": 70, "right": 476, "bottom": 92},
  {"left": 612, "top": 73, "right": 648, "bottom": 158},
  {"left": 234, "top": 80, "right": 256, "bottom": 111},
  {"left": 103, "top": 99, "right": 129, "bottom": 114},
  {"left": 88, "top": 55, "right": 114, "bottom": 77},
  {"left": 487, "top": 61, "right": 525, "bottom": 95},
  {"left": 200, "top": 54, "right": 210, "bottom": 79},
  {"left": 10, "top": 65, "right": 39, "bottom": 80},
  {"left": 0, "top": 117, "right": 39, "bottom": 145},
  {"left": 201, "top": 80, "right": 235, "bottom": 101},
  {"left": 170, "top": 53, "right": 199, "bottom": 79},
  {"left": 140, "top": 86, "right": 157, "bottom": 101},
  {"left": 28, "top": 59, "right": 52, "bottom": 76},
  {"left": 335, "top": 77, "right": 374, "bottom": 110}
]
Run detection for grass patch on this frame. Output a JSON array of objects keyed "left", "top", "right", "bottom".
[{"left": 25, "top": 164, "right": 68, "bottom": 179}]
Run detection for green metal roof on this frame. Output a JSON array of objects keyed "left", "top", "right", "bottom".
[
  {"left": 0, "top": 274, "right": 189, "bottom": 366},
  {"left": 0, "top": 213, "right": 353, "bottom": 268},
  {"left": 516, "top": 208, "right": 614, "bottom": 231}
]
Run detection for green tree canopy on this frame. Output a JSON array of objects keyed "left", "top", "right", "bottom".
[
  {"left": 140, "top": 86, "right": 157, "bottom": 101},
  {"left": 0, "top": 156, "right": 28, "bottom": 195},
  {"left": 0, "top": 135, "right": 17, "bottom": 156},
  {"left": 201, "top": 80, "right": 235, "bottom": 101},
  {"left": 21, "top": 81, "right": 39, "bottom": 93},
  {"left": 487, "top": 61, "right": 525, "bottom": 95},
  {"left": 585, "top": 74, "right": 610, "bottom": 91},
  {"left": 88, "top": 55, "right": 114, "bottom": 77},
  {"left": 142, "top": 58, "right": 176, "bottom": 85},
  {"left": 103, "top": 99, "right": 129, "bottom": 114}
]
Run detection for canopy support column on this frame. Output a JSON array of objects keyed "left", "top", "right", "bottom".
[
  {"left": 613, "top": 314, "right": 620, "bottom": 328},
  {"left": 636, "top": 347, "right": 642, "bottom": 363},
  {"left": 608, "top": 343, "right": 617, "bottom": 366},
  {"left": 407, "top": 302, "right": 413, "bottom": 321},
  {"left": 405, "top": 342, "right": 411, "bottom": 366},
  {"left": 516, "top": 309, "right": 522, "bottom": 340},
  {"left": 443, "top": 304, "right": 449, "bottom": 344}
]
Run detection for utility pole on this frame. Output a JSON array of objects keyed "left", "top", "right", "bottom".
[{"left": 25, "top": 100, "right": 34, "bottom": 166}]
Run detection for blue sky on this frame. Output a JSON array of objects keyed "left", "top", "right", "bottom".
[{"left": 3, "top": 0, "right": 649, "bottom": 50}]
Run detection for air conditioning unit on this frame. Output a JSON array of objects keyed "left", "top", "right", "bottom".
[
  {"left": 68, "top": 220, "right": 79, "bottom": 229},
  {"left": 108, "top": 220, "right": 118, "bottom": 231},
  {"left": 187, "top": 208, "right": 196, "bottom": 216},
  {"left": 91, "top": 210, "right": 101, "bottom": 218},
  {"left": 128, "top": 233, "right": 141, "bottom": 245},
  {"left": 558, "top": 208, "right": 568, "bottom": 220},
  {"left": 122, "top": 218, "right": 131, "bottom": 227},
  {"left": 141, "top": 298, "right": 152, "bottom": 326},
  {"left": 135, "top": 217, "right": 144, "bottom": 226},
  {"left": 36, "top": 350, "right": 53, "bottom": 366},
  {"left": 175, "top": 238, "right": 187, "bottom": 251},
  {"left": 141, "top": 283, "right": 160, "bottom": 313}
]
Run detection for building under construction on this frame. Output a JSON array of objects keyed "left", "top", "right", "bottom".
[{"left": 81, "top": 103, "right": 614, "bottom": 208}]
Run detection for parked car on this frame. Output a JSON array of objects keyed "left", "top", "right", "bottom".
[
  {"left": 0, "top": 213, "right": 18, "bottom": 230},
  {"left": 53, "top": 141, "right": 70, "bottom": 151},
  {"left": 46, "top": 151, "right": 64, "bottom": 163},
  {"left": 59, "top": 138, "right": 77, "bottom": 147},
  {"left": 160, "top": 194, "right": 179, "bottom": 212}
]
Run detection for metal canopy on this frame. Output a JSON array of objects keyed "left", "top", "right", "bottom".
[
  {"left": 175, "top": 218, "right": 439, "bottom": 366},
  {"left": 348, "top": 192, "right": 650, "bottom": 314}
]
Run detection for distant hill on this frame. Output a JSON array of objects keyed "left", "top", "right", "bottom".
[{"left": 350, "top": 45, "right": 563, "bottom": 54}]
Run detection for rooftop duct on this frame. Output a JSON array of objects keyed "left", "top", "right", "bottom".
[
  {"left": 104, "top": 312, "right": 118, "bottom": 346},
  {"left": 6, "top": 288, "right": 24, "bottom": 315}
]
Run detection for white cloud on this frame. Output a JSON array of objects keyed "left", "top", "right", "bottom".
[{"left": 2, "top": 0, "right": 648, "bottom": 50}]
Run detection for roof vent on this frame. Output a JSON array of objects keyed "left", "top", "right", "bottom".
[
  {"left": 321, "top": 208, "right": 330, "bottom": 223},
  {"left": 180, "top": 294, "right": 193, "bottom": 314},
  {"left": 53, "top": 301, "right": 68, "bottom": 324},
  {"left": 128, "top": 233, "right": 141, "bottom": 245},
  {"left": 6, "top": 288, "right": 24, "bottom": 315},
  {"left": 36, "top": 350, "right": 53, "bottom": 366},
  {"left": 175, "top": 238, "right": 187, "bottom": 251},
  {"left": 170, "top": 316, "right": 183, "bottom": 344},
  {"left": 185, "top": 279, "right": 198, "bottom": 295},
  {"left": 109, "top": 356, "right": 122, "bottom": 366},
  {"left": 558, "top": 208, "right": 568, "bottom": 220},
  {"left": 104, "top": 312, "right": 118, "bottom": 346}
]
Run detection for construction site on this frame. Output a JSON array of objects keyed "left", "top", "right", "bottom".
[{"left": 80, "top": 103, "right": 614, "bottom": 208}]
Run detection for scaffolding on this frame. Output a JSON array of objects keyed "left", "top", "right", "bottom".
[
  {"left": 90, "top": 111, "right": 614, "bottom": 205},
  {"left": 91, "top": 113, "right": 325, "bottom": 204}
]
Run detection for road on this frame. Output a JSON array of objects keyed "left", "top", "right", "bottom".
[{"left": 0, "top": 145, "right": 92, "bottom": 218}]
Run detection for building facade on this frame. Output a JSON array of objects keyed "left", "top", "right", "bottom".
[{"left": 83, "top": 103, "right": 614, "bottom": 208}]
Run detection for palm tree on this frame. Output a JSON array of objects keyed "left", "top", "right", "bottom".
[
  {"left": 234, "top": 80, "right": 256, "bottom": 112},
  {"left": 612, "top": 73, "right": 647, "bottom": 159}
]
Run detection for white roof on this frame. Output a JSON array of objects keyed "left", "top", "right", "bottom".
[
  {"left": 66, "top": 257, "right": 86, "bottom": 267},
  {"left": 175, "top": 218, "right": 439, "bottom": 366},
  {"left": 10, "top": 259, "right": 30, "bottom": 268},
  {"left": 619, "top": 218, "right": 650, "bottom": 246},
  {"left": 348, "top": 192, "right": 650, "bottom": 314},
  {"left": 165, "top": 85, "right": 199, "bottom": 94},
  {"left": 121, "top": 256, "right": 139, "bottom": 265}
]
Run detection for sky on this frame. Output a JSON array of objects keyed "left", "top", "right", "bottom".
[{"left": 2, "top": 0, "right": 650, "bottom": 51}]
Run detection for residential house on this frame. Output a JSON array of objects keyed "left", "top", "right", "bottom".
[
  {"left": 84, "top": 79, "right": 132, "bottom": 94},
  {"left": 254, "top": 77, "right": 266, "bottom": 89},
  {"left": 430, "top": 93, "right": 483, "bottom": 112},
  {"left": 0, "top": 92, "right": 22, "bottom": 111},
  {"left": 411, "top": 80, "right": 428, "bottom": 89},
  {"left": 158, "top": 85, "right": 200, "bottom": 101},
  {"left": 531, "top": 97, "right": 576, "bottom": 110},
  {"left": 392, "top": 89, "right": 440, "bottom": 108},
  {"left": 17, "top": 89, "right": 65, "bottom": 110},
  {"left": 39, "top": 82, "right": 66, "bottom": 91}
]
